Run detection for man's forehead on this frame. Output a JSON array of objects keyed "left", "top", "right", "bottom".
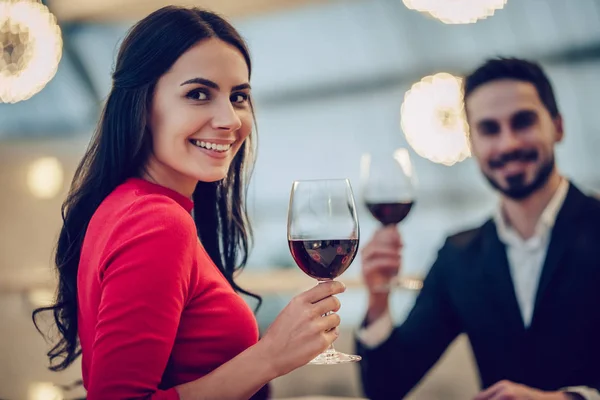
[{"left": 466, "top": 80, "right": 543, "bottom": 121}]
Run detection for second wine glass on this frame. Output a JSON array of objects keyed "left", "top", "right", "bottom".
[
  {"left": 361, "top": 148, "right": 418, "bottom": 292},
  {"left": 361, "top": 147, "right": 416, "bottom": 225}
]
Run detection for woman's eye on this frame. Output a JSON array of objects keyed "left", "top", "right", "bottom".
[
  {"left": 186, "top": 90, "right": 209, "bottom": 101},
  {"left": 231, "top": 93, "right": 249, "bottom": 104}
]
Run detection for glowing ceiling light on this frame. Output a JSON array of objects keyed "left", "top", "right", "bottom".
[
  {"left": 0, "top": 0, "right": 63, "bottom": 103},
  {"left": 27, "top": 157, "right": 64, "bottom": 199},
  {"left": 400, "top": 73, "right": 470, "bottom": 166},
  {"left": 403, "top": 0, "right": 508, "bottom": 24}
]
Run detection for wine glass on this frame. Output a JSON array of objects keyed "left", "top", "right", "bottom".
[
  {"left": 287, "top": 178, "right": 361, "bottom": 365},
  {"left": 360, "top": 148, "right": 421, "bottom": 292}
]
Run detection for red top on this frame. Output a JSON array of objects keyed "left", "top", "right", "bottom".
[{"left": 78, "top": 178, "right": 261, "bottom": 399}]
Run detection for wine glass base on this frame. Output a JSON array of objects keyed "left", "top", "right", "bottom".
[
  {"left": 308, "top": 349, "right": 361, "bottom": 365},
  {"left": 373, "top": 277, "right": 424, "bottom": 293}
]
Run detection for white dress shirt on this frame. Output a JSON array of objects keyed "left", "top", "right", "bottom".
[
  {"left": 495, "top": 178, "right": 568, "bottom": 327},
  {"left": 357, "top": 179, "right": 599, "bottom": 399}
]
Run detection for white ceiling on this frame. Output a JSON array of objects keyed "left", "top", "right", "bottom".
[
  {"left": 1, "top": 0, "right": 599, "bottom": 137},
  {"left": 47, "top": 0, "right": 335, "bottom": 21}
]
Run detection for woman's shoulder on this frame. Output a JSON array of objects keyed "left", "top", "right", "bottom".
[
  {"left": 94, "top": 178, "right": 197, "bottom": 241},
  {"left": 130, "top": 193, "right": 194, "bottom": 229}
]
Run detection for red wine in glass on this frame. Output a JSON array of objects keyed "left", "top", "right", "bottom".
[
  {"left": 288, "top": 239, "right": 359, "bottom": 280},
  {"left": 365, "top": 201, "right": 414, "bottom": 226}
]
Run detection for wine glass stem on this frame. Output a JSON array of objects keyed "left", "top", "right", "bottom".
[
  {"left": 317, "top": 280, "right": 338, "bottom": 353},
  {"left": 323, "top": 310, "right": 336, "bottom": 353}
]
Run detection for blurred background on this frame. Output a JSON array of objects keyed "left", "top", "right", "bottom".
[{"left": 1, "top": 0, "right": 599, "bottom": 399}]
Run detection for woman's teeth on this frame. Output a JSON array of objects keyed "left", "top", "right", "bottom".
[{"left": 190, "top": 140, "right": 231, "bottom": 152}]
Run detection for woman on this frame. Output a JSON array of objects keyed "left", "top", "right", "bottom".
[{"left": 33, "top": 6, "right": 344, "bottom": 400}]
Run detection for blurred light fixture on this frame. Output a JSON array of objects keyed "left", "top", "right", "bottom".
[
  {"left": 400, "top": 73, "right": 470, "bottom": 166},
  {"left": 28, "top": 382, "right": 63, "bottom": 400},
  {"left": 27, "top": 157, "right": 64, "bottom": 199},
  {"left": 28, "top": 288, "right": 55, "bottom": 307},
  {"left": 403, "top": 0, "right": 508, "bottom": 24},
  {"left": 0, "top": 0, "right": 63, "bottom": 103}
]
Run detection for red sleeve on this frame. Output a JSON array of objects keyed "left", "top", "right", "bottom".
[{"left": 86, "top": 197, "right": 196, "bottom": 400}]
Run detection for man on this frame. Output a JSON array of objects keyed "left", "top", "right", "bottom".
[{"left": 356, "top": 58, "right": 600, "bottom": 400}]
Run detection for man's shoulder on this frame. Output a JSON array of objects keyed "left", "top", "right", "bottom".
[
  {"left": 429, "top": 222, "right": 493, "bottom": 281},
  {"left": 583, "top": 189, "right": 600, "bottom": 210},
  {"left": 447, "top": 226, "right": 483, "bottom": 247},
  {"left": 443, "top": 219, "right": 494, "bottom": 252},
  {"left": 571, "top": 184, "right": 600, "bottom": 222},
  {"left": 576, "top": 192, "right": 600, "bottom": 236}
]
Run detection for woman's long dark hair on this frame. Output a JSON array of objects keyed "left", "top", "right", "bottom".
[{"left": 32, "top": 6, "right": 260, "bottom": 372}]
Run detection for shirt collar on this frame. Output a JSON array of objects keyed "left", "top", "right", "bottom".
[{"left": 494, "top": 178, "right": 569, "bottom": 246}]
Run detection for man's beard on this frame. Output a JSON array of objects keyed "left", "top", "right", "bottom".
[{"left": 483, "top": 149, "right": 555, "bottom": 200}]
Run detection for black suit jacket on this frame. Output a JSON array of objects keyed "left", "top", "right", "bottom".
[{"left": 356, "top": 183, "right": 600, "bottom": 399}]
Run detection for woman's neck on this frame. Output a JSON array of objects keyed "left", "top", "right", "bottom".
[{"left": 141, "top": 156, "right": 196, "bottom": 199}]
